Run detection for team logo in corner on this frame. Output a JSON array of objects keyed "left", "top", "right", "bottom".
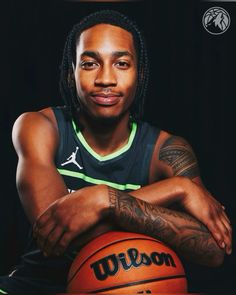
[
  {"left": 61, "top": 146, "right": 83, "bottom": 170},
  {"left": 202, "top": 7, "right": 230, "bottom": 35}
]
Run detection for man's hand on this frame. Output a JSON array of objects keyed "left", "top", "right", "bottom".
[
  {"left": 33, "top": 185, "right": 109, "bottom": 257},
  {"left": 157, "top": 133, "right": 232, "bottom": 255},
  {"left": 181, "top": 179, "right": 232, "bottom": 255}
]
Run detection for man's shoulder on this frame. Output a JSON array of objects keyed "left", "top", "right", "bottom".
[
  {"left": 14, "top": 108, "right": 53, "bottom": 130},
  {"left": 12, "top": 107, "right": 60, "bottom": 154},
  {"left": 14, "top": 106, "right": 65, "bottom": 131}
]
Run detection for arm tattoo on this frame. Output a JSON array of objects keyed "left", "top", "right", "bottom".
[
  {"left": 159, "top": 135, "right": 199, "bottom": 179},
  {"left": 109, "top": 187, "right": 221, "bottom": 265}
]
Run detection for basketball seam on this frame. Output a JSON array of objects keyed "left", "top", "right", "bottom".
[
  {"left": 67, "top": 237, "right": 164, "bottom": 284},
  {"left": 90, "top": 274, "right": 186, "bottom": 293}
]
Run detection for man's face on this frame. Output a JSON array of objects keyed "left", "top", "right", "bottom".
[{"left": 74, "top": 24, "right": 138, "bottom": 120}]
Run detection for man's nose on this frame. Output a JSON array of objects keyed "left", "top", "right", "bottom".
[{"left": 94, "top": 65, "right": 117, "bottom": 87}]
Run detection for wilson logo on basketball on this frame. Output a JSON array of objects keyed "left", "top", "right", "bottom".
[{"left": 90, "top": 247, "right": 176, "bottom": 281}]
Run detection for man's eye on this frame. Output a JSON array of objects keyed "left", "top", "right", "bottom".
[
  {"left": 81, "top": 62, "right": 98, "bottom": 69},
  {"left": 116, "top": 61, "right": 130, "bottom": 69}
]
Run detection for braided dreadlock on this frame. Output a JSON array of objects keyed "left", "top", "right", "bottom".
[{"left": 59, "top": 10, "right": 149, "bottom": 121}]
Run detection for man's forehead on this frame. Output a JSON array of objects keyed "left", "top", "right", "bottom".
[{"left": 76, "top": 23, "right": 135, "bottom": 53}]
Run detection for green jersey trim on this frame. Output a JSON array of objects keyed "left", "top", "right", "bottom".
[
  {"left": 72, "top": 120, "right": 137, "bottom": 161},
  {"left": 57, "top": 168, "right": 141, "bottom": 190},
  {"left": 0, "top": 289, "right": 8, "bottom": 294}
]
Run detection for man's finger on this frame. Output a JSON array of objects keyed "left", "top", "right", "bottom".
[
  {"left": 219, "top": 216, "right": 232, "bottom": 255},
  {"left": 33, "top": 210, "right": 52, "bottom": 236},
  {"left": 53, "top": 231, "right": 75, "bottom": 256},
  {"left": 215, "top": 217, "right": 231, "bottom": 253},
  {"left": 43, "top": 226, "right": 65, "bottom": 256},
  {"left": 35, "top": 220, "right": 56, "bottom": 252},
  {"left": 206, "top": 218, "right": 225, "bottom": 249},
  {"left": 220, "top": 215, "right": 232, "bottom": 236},
  {"left": 221, "top": 209, "right": 231, "bottom": 224}
]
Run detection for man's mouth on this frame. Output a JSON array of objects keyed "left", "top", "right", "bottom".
[{"left": 90, "top": 93, "right": 122, "bottom": 106}]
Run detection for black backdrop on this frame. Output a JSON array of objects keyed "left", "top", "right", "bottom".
[{"left": 0, "top": 0, "right": 235, "bottom": 293}]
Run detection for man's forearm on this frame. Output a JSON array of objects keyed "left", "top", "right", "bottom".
[
  {"left": 129, "top": 176, "right": 187, "bottom": 206},
  {"left": 108, "top": 187, "right": 224, "bottom": 267}
]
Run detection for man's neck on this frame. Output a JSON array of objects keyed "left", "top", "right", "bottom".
[{"left": 76, "top": 112, "right": 132, "bottom": 157}]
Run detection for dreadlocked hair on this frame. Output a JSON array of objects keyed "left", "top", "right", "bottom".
[{"left": 59, "top": 9, "right": 149, "bottom": 120}]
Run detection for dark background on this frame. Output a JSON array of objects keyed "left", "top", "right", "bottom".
[{"left": 0, "top": 0, "right": 235, "bottom": 293}]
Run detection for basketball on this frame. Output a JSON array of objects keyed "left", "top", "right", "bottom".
[{"left": 67, "top": 231, "right": 187, "bottom": 293}]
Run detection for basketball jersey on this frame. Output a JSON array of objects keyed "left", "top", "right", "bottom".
[
  {"left": 10, "top": 106, "right": 161, "bottom": 286},
  {"left": 53, "top": 106, "right": 160, "bottom": 192}
]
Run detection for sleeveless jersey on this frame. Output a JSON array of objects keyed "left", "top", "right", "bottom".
[
  {"left": 53, "top": 106, "right": 160, "bottom": 192},
  {"left": 10, "top": 106, "right": 161, "bottom": 288}
]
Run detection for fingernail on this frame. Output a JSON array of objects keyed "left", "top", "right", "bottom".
[
  {"left": 227, "top": 249, "right": 232, "bottom": 255},
  {"left": 221, "top": 242, "right": 225, "bottom": 248}
]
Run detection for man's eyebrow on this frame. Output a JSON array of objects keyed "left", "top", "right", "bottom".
[
  {"left": 80, "top": 51, "right": 101, "bottom": 59},
  {"left": 80, "top": 50, "right": 134, "bottom": 59},
  {"left": 112, "top": 51, "right": 134, "bottom": 59}
]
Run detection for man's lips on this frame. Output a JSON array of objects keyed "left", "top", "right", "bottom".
[{"left": 90, "top": 93, "right": 122, "bottom": 106}]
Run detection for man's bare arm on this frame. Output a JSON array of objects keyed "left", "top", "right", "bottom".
[
  {"left": 154, "top": 133, "right": 232, "bottom": 254},
  {"left": 12, "top": 111, "right": 68, "bottom": 224},
  {"left": 34, "top": 184, "right": 224, "bottom": 266},
  {"left": 159, "top": 134, "right": 200, "bottom": 179},
  {"left": 108, "top": 187, "right": 224, "bottom": 267}
]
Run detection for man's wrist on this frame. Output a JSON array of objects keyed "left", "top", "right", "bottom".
[
  {"left": 97, "top": 184, "right": 113, "bottom": 218},
  {"left": 174, "top": 176, "right": 192, "bottom": 203}
]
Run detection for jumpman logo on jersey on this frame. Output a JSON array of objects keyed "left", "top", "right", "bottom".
[{"left": 61, "top": 146, "right": 83, "bottom": 170}]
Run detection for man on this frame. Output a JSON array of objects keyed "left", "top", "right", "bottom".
[{"left": 0, "top": 10, "right": 232, "bottom": 295}]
